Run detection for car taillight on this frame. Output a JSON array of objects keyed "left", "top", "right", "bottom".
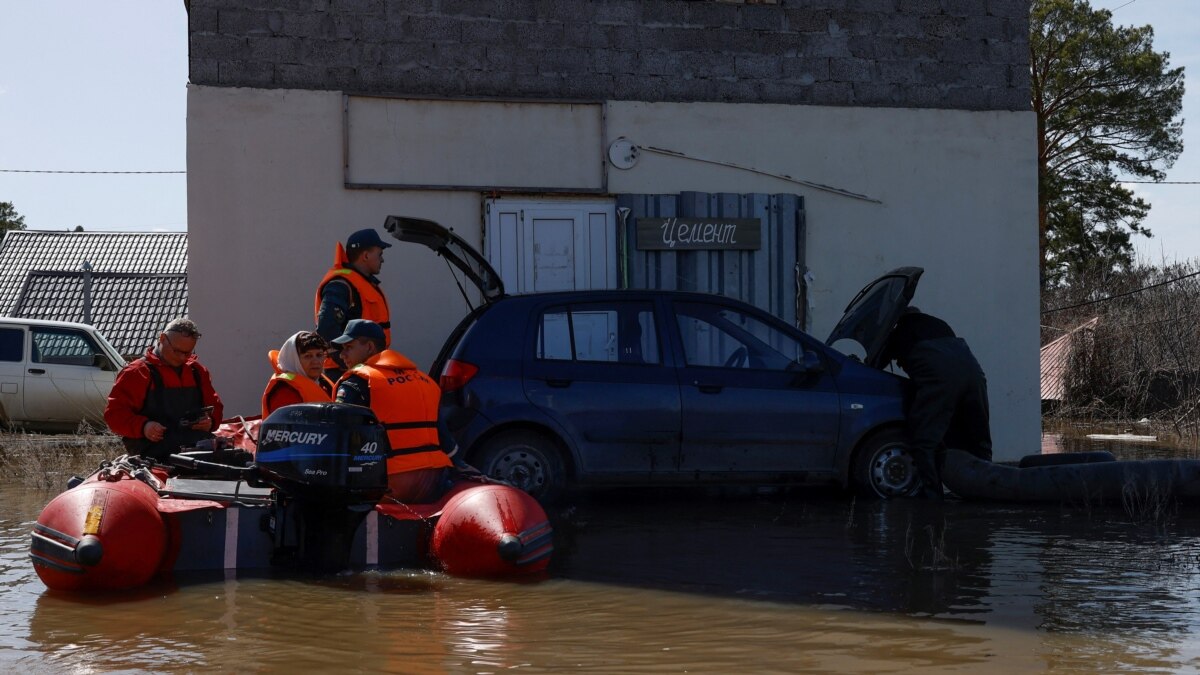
[{"left": 439, "top": 359, "right": 479, "bottom": 392}]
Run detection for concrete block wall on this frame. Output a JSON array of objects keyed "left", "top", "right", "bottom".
[{"left": 188, "top": 0, "right": 1029, "bottom": 111}]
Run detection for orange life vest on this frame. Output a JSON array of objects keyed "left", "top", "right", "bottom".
[
  {"left": 340, "top": 350, "right": 452, "bottom": 475},
  {"left": 313, "top": 242, "right": 392, "bottom": 346},
  {"left": 262, "top": 350, "right": 334, "bottom": 417}
]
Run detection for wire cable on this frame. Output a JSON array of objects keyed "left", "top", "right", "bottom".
[
  {"left": 0, "top": 169, "right": 184, "bottom": 174},
  {"left": 1121, "top": 180, "right": 1200, "bottom": 184},
  {"left": 1042, "top": 269, "right": 1200, "bottom": 314}
]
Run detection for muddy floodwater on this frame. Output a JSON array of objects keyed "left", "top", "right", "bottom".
[{"left": 4, "top": 482, "right": 1200, "bottom": 673}]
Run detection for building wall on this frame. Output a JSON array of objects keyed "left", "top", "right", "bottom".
[
  {"left": 187, "top": 84, "right": 1038, "bottom": 459},
  {"left": 188, "top": 0, "right": 1029, "bottom": 111}
]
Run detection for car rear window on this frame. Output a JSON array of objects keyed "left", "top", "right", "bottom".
[
  {"left": 0, "top": 328, "right": 22, "bottom": 362},
  {"left": 537, "top": 303, "right": 659, "bottom": 364}
]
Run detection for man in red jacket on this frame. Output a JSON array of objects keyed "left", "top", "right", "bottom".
[{"left": 104, "top": 318, "right": 224, "bottom": 459}]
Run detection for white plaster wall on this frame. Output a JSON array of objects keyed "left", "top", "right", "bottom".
[
  {"left": 347, "top": 97, "right": 604, "bottom": 189},
  {"left": 188, "top": 85, "right": 1038, "bottom": 460},
  {"left": 187, "top": 86, "right": 485, "bottom": 417},
  {"left": 605, "top": 101, "right": 1040, "bottom": 460}
]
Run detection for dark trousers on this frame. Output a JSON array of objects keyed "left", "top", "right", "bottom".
[{"left": 904, "top": 337, "right": 992, "bottom": 491}]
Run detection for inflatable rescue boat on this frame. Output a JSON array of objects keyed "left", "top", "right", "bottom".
[
  {"left": 942, "top": 448, "right": 1200, "bottom": 503},
  {"left": 30, "top": 403, "right": 552, "bottom": 592}
]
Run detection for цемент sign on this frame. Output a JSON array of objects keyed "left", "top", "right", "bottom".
[{"left": 636, "top": 217, "right": 761, "bottom": 251}]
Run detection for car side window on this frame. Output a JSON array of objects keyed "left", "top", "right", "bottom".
[
  {"left": 0, "top": 328, "right": 23, "bottom": 362},
  {"left": 31, "top": 328, "right": 105, "bottom": 368},
  {"left": 537, "top": 303, "right": 660, "bottom": 364},
  {"left": 675, "top": 302, "right": 804, "bottom": 370}
]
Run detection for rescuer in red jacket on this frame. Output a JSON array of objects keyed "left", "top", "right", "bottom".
[
  {"left": 104, "top": 318, "right": 224, "bottom": 460},
  {"left": 332, "top": 319, "right": 453, "bottom": 503},
  {"left": 261, "top": 331, "right": 334, "bottom": 418},
  {"left": 314, "top": 228, "right": 392, "bottom": 379}
]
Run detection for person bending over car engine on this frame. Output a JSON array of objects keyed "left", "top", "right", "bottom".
[{"left": 879, "top": 307, "right": 992, "bottom": 499}]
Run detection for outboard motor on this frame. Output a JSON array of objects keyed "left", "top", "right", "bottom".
[{"left": 254, "top": 403, "right": 389, "bottom": 571}]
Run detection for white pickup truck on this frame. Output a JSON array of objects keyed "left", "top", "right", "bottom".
[{"left": 0, "top": 318, "right": 126, "bottom": 432}]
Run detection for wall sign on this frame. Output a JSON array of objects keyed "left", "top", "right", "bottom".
[{"left": 636, "top": 217, "right": 761, "bottom": 251}]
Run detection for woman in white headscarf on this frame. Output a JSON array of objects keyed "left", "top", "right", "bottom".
[{"left": 261, "top": 331, "right": 334, "bottom": 418}]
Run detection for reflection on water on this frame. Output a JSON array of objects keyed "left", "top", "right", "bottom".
[{"left": 4, "top": 484, "right": 1200, "bottom": 672}]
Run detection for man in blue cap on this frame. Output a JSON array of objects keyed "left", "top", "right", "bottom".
[
  {"left": 314, "top": 228, "right": 393, "bottom": 378},
  {"left": 332, "top": 319, "right": 455, "bottom": 502}
]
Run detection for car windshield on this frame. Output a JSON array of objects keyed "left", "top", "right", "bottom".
[{"left": 91, "top": 329, "right": 124, "bottom": 365}]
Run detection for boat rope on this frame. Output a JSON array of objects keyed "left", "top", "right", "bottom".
[
  {"left": 95, "top": 455, "right": 163, "bottom": 491},
  {"left": 380, "top": 495, "right": 435, "bottom": 525}
]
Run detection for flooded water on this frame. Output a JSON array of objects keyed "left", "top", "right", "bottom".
[{"left": 4, "top": 482, "right": 1200, "bottom": 673}]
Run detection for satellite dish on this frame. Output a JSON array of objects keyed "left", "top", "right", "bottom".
[{"left": 608, "top": 137, "right": 639, "bottom": 170}]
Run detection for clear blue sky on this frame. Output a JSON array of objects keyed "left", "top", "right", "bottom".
[
  {"left": 0, "top": 1, "right": 1196, "bottom": 259},
  {"left": 0, "top": 2, "right": 187, "bottom": 232}
]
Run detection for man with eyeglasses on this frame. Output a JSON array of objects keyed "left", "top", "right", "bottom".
[{"left": 104, "top": 318, "right": 225, "bottom": 460}]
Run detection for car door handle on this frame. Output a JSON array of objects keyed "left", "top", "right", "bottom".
[
  {"left": 545, "top": 378, "right": 572, "bottom": 388},
  {"left": 694, "top": 382, "right": 723, "bottom": 394},
  {"left": 28, "top": 368, "right": 45, "bottom": 375}
]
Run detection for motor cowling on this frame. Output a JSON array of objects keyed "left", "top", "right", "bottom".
[
  {"left": 254, "top": 403, "right": 389, "bottom": 504},
  {"left": 255, "top": 403, "right": 390, "bottom": 571}
]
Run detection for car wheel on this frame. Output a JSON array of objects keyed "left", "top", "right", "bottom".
[
  {"left": 476, "top": 431, "right": 567, "bottom": 504},
  {"left": 852, "top": 429, "right": 919, "bottom": 499}
]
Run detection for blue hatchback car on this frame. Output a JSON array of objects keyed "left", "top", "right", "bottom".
[{"left": 386, "top": 216, "right": 922, "bottom": 502}]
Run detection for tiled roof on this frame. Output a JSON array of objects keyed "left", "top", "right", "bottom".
[
  {"left": 14, "top": 272, "right": 188, "bottom": 357},
  {"left": 1040, "top": 317, "right": 1100, "bottom": 402},
  {"left": 0, "top": 231, "right": 188, "bottom": 358}
]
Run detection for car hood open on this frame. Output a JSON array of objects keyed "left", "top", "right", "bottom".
[
  {"left": 383, "top": 215, "right": 505, "bottom": 302},
  {"left": 825, "top": 267, "right": 923, "bottom": 369}
]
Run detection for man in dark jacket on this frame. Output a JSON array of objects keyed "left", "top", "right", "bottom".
[
  {"left": 880, "top": 307, "right": 991, "bottom": 498},
  {"left": 314, "top": 228, "right": 392, "bottom": 379},
  {"left": 104, "top": 318, "right": 224, "bottom": 460}
]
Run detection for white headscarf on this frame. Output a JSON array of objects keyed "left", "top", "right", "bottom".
[{"left": 276, "top": 332, "right": 306, "bottom": 377}]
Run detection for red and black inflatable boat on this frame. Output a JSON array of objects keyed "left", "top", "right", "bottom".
[{"left": 30, "top": 403, "right": 552, "bottom": 592}]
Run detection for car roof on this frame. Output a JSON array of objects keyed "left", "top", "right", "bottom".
[
  {"left": 0, "top": 317, "right": 107, "bottom": 331},
  {"left": 488, "top": 288, "right": 754, "bottom": 305}
]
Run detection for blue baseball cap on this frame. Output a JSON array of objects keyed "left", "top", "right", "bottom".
[
  {"left": 331, "top": 319, "right": 387, "bottom": 345},
  {"left": 346, "top": 228, "right": 392, "bottom": 251}
]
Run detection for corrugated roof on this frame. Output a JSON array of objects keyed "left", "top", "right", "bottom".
[
  {"left": 1040, "top": 317, "right": 1100, "bottom": 402},
  {"left": 13, "top": 272, "right": 188, "bottom": 357},
  {"left": 0, "top": 231, "right": 188, "bottom": 357}
]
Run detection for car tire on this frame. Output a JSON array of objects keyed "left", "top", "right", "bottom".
[
  {"left": 852, "top": 429, "right": 919, "bottom": 499},
  {"left": 475, "top": 431, "right": 567, "bottom": 504}
]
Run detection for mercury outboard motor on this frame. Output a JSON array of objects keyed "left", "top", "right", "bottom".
[{"left": 255, "top": 403, "right": 389, "bottom": 571}]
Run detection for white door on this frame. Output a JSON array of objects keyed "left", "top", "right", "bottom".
[
  {"left": 485, "top": 199, "right": 617, "bottom": 294},
  {"left": 0, "top": 325, "right": 27, "bottom": 422},
  {"left": 25, "top": 326, "right": 116, "bottom": 425}
]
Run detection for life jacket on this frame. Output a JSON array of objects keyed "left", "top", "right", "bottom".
[
  {"left": 128, "top": 355, "right": 208, "bottom": 459},
  {"left": 339, "top": 350, "right": 452, "bottom": 475},
  {"left": 314, "top": 242, "right": 392, "bottom": 346},
  {"left": 263, "top": 350, "right": 335, "bottom": 417}
]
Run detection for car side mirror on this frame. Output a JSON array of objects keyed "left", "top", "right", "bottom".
[
  {"left": 800, "top": 350, "right": 824, "bottom": 374},
  {"left": 788, "top": 351, "right": 825, "bottom": 382},
  {"left": 93, "top": 353, "right": 114, "bottom": 371}
]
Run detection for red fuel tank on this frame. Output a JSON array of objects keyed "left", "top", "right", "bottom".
[
  {"left": 31, "top": 476, "right": 168, "bottom": 592},
  {"left": 430, "top": 484, "right": 553, "bottom": 578}
]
